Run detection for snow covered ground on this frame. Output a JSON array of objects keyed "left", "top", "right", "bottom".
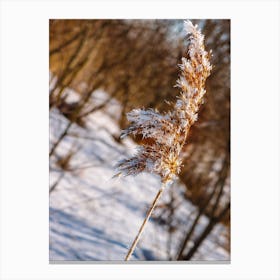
[{"left": 49, "top": 90, "right": 229, "bottom": 261}]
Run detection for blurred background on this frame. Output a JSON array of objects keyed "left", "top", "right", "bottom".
[{"left": 49, "top": 19, "right": 230, "bottom": 261}]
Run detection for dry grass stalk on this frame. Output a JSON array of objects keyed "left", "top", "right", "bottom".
[{"left": 115, "top": 20, "right": 212, "bottom": 261}]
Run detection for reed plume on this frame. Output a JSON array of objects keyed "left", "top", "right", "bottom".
[{"left": 115, "top": 20, "right": 212, "bottom": 261}]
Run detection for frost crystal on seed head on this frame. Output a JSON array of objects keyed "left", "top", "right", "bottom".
[
  {"left": 184, "top": 20, "right": 197, "bottom": 34},
  {"left": 115, "top": 20, "right": 212, "bottom": 183}
]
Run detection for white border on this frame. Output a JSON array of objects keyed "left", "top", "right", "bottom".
[{"left": 0, "top": 0, "right": 279, "bottom": 279}]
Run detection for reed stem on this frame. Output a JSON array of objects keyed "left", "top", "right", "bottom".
[{"left": 125, "top": 183, "right": 167, "bottom": 261}]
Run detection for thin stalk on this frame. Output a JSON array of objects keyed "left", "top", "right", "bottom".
[{"left": 125, "top": 183, "right": 167, "bottom": 261}]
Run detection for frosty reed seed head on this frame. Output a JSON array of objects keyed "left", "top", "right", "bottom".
[{"left": 115, "top": 20, "right": 212, "bottom": 183}]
